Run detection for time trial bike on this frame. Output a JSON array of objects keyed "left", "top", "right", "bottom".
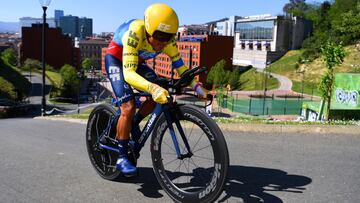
[{"left": 86, "top": 66, "right": 229, "bottom": 203}]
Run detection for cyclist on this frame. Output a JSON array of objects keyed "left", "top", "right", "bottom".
[{"left": 104, "top": 3, "right": 207, "bottom": 176}]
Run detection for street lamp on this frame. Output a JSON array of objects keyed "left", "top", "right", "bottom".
[
  {"left": 39, "top": 0, "right": 52, "bottom": 116},
  {"left": 262, "top": 61, "right": 271, "bottom": 115}
]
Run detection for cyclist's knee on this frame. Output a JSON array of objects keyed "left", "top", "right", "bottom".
[{"left": 120, "top": 100, "right": 136, "bottom": 118}]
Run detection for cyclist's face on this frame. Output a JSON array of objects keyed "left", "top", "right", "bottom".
[{"left": 148, "top": 36, "right": 168, "bottom": 52}]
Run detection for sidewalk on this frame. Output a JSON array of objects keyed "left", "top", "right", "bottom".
[{"left": 34, "top": 116, "right": 360, "bottom": 135}]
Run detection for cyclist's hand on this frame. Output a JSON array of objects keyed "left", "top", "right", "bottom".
[
  {"left": 191, "top": 80, "right": 208, "bottom": 99},
  {"left": 148, "top": 83, "right": 169, "bottom": 104}
]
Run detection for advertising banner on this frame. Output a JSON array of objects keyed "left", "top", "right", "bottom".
[{"left": 331, "top": 73, "right": 360, "bottom": 110}]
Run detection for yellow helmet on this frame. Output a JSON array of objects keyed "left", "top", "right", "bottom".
[{"left": 144, "top": 3, "right": 179, "bottom": 36}]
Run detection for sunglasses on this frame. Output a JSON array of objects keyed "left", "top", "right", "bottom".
[{"left": 152, "top": 30, "right": 175, "bottom": 42}]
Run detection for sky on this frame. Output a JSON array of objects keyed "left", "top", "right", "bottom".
[{"left": 0, "top": 0, "right": 324, "bottom": 34}]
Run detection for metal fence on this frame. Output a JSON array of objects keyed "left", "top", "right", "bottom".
[{"left": 217, "top": 92, "right": 314, "bottom": 116}]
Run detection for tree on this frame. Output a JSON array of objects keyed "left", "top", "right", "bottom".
[
  {"left": 1, "top": 48, "right": 17, "bottom": 67},
  {"left": 22, "top": 59, "right": 41, "bottom": 71},
  {"left": 318, "top": 41, "right": 345, "bottom": 120},
  {"left": 283, "top": 0, "right": 309, "bottom": 17},
  {"left": 228, "top": 69, "right": 241, "bottom": 90},
  {"left": 82, "top": 58, "right": 93, "bottom": 72},
  {"left": 59, "top": 64, "right": 80, "bottom": 99},
  {"left": 332, "top": 2, "right": 360, "bottom": 44},
  {"left": 206, "top": 59, "right": 230, "bottom": 88}
]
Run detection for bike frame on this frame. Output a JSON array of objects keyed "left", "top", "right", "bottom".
[{"left": 98, "top": 93, "right": 192, "bottom": 159}]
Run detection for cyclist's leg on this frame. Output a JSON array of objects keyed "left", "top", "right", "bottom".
[
  {"left": 131, "top": 63, "right": 157, "bottom": 145},
  {"left": 105, "top": 54, "right": 137, "bottom": 175}
]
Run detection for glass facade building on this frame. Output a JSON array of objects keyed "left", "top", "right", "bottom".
[
  {"left": 235, "top": 20, "right": 274, "bottom": 40},
  {"left": 59, "top": 16, "right": 93, "bottom": 39},
  {"left": 79, "top": 18, "right": 93, "bottom": 39}
]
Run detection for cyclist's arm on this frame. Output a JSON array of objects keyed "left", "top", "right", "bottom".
[
  {"left": 163, "top": 38, "right": 188, "bottom": 75},
  {"left": 122, "top": 26, "right": 152, "bottom": 92}
]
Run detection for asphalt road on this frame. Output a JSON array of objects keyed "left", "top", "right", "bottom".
[{"left": 0, "top": 118, "right": 359, "bottom": 202}]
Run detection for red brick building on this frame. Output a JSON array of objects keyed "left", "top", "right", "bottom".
[
  {"left": 147, "top": 34, "right": 234, "bottom": 84},
  {"left": 101, "top": 34, "right": 234, "bottom": 85},
  {"left": 20, "top": 24, "right": 80, "bottom": 70}
]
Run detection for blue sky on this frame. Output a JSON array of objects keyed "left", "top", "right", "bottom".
[{"left": 1, "top": 0, "right": 324, "bottom": 33}]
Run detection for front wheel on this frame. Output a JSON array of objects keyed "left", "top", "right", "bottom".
[{"left": 151, "top": 104, "right": 229, "bottom": 203}]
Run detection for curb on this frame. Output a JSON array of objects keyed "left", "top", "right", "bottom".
[
  {"left": 34, "top": 116, "right": 360, "bottom": 135},
  {"left": 219, "top": 123, "right": 360, "bottom": 135}
]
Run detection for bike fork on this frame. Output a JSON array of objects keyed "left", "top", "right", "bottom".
[{"left": 164, "top": 111, "right": 193, "bottom": 159}]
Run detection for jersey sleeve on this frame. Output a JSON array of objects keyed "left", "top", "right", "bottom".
[
  {"left": 163, "top": 38, "right": 188, "bottom": 76},
  {"left": 121, "top": 21, "right": 152, "bottom": 93}
]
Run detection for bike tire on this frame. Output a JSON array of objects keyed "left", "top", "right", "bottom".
[
  {"left": 86, "top": 104, "right": 121, "bottom": 180},
  {"left": 151, "top": 104, "right": 229, "bottom": 203}
]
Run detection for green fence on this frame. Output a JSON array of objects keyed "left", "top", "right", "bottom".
[{"left": 217, "top": 93, "right": 310, "bottom": 116}]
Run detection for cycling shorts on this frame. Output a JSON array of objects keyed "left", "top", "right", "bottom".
[{"left": 105, "top": 54, "right": 158, "bottom": 104}]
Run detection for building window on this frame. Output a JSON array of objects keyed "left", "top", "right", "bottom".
[
  {"left": 235, "top": 20, "right": 274, "bottom": 40},
  {"left": 248, "top": 42, "right": 253, "bottom": 50},
  {"left": 257, "top": 43, "right": 262, "bottom": 50}
]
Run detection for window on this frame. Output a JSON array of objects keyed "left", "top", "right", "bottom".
[
  {"left": 235, "top": 20, "right": 274, "bottom": 40},
  {"left": 248, "top": 42, "right": 253, "bottom": 50},
  {"left": 257, "top": 43, "right": 262, "bottom": 50},
  {"left": 241, "top": 42, "right": 245, "bottom": 49}
]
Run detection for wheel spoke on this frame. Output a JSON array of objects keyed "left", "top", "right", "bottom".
[{"left": 193, "top": 144, "right": 211, "bottom": 154}]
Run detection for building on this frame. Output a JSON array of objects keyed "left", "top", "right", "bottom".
[
  {"left": 232, "top": 15, "right": 312, "bottom": 69},
  {"left": 19, "top": 17, "right": 56, "bottom": 28},
  {"left": 59, "top": 15, "right": 79, "bottom": 38},
  {"left": 211, "top": 16, "right": 242, "bottom": 36},
  {"left": 178, "top": 25, "right": 209, "bottom": 36},
  {"left": 78, "top": 39, "right": 108, "bottom": 69},
  {"left": 54, "top": 10, "right": 64, "bottom": 27},
  {"left": 147, "top": 34, "right": 234, "bottom": 85},
  {"left": 0, "top": 43, "right": 11, "bottom": 53},
  {"left": 101, "top": 47, "right": 107, "bottom": 75},
  {"left": 59, "top": 15, "right": 93, "bottom": 39},
  {"left": 79, "top": 17, "right": 93, "bottom": 39},
  {"left": 20, "top": 24, "right": 80, "bottom": 70}
]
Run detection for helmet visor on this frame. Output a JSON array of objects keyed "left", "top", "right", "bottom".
[{"left": 152, "top": 30, "right": 175, "bottom": 42}]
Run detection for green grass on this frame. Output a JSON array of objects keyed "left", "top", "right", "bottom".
[
  {"left": 0, "top": 57, "right": 31, "bottom": 101},
  {"left": 267, "top": 45, "right": 360, "bottom": 96},
  {"left": 54, "top": 107, "right": 93, "bottom": 119},
  {"left": 292, "top": 81, "right": 321, "bottom": 97},
  {"left": 267, "top": 50, "right": 303, "bottom": 75},
  {"left": 46, "top": 71, "right": 62, "bottom": 89},
  {"left": 238, "top": 68, "right": 279, "bottom": 90}
]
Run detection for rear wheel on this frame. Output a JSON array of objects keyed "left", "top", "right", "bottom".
[
  {"left": 86, "top": 104, "right": 120, "bottom": 180},
  {"left": 151, "top": 104, "right": 229, "bottom": 203}
]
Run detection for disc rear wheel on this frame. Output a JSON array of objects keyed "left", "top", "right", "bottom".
[{"left": 86, "top": 104, "right": 120, "bottom": 180}]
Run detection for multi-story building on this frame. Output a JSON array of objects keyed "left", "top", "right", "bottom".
[
  {"left": 79, "top": 17, "right": 93, "bottom": 39},
  {"left": 211, "top": 16, "right": 242, "bottom": 36},
  {"left": 232, "top": 15, "right": 312, "bottom": 68},
  {"left": 54, "top": 10, "right": 64, "bottom": 27},
  {"left": 78, "top": 39, "right": 108, "bottom": 69},
  {"left": 20, "top": 24, "right": 80, "bottom": 70},
  {"left": 147, "top": 34, "right": 234, "bottom": 85},
  {"left": 19, "top": 17, "right": 56, "bottom": 28},
  {"left": 59, "top": 15, "right": 93, "bottom": 39},
  {"left": 100, "top": 34, "right": 233, "bottom": 85},
  {"left": 59, "top": 15, "right": 79, "bottom": 38}
]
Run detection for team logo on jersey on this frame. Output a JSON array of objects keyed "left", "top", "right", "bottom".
[
  {"left": 138, "top": 51, "right": 158, "bottom": 60},
  {"left": 157, "top": 23, "right": 171, "bottom": 32},
  {"left": 108, "top": 66, "right": 120, "bottom": 82},
  {"left": 127, "top": 31, "right": 139, "bottom": 48}
]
